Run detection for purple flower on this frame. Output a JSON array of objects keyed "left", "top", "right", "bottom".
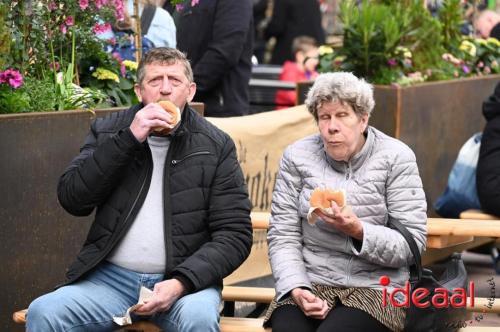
[
  {"left": 0, "top": 69, "right": 24, "bottom": 88},
  {"left": 79, "top": 0, "right": 89, "bottom": 10},
  {"left": 387, "top": 58, "right": 397, "bottom": 67},
  {"left": 48, "top": 2, "right": 57, "bottom": 11},
  {"left": 65, "top": 16, "right": 74, "bottom": 26},
  {"left": 462, "top": 65, "right": 470, "bottom": 74},
  {"left": 176, "top": 4, "right": 185, "bottom": 11}
]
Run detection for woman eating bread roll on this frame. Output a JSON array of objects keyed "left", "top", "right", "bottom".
[{"left": 265, "top": 72, "right": 427, "bottom": 332}]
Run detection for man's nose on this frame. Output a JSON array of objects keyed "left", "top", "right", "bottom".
[{"left": 160, "top": 79, "right": 172, "bottom": 94}]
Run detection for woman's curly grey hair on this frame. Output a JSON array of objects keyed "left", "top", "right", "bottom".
[{"left": 305, "top": 72, "right": 375, "bottom": 121}]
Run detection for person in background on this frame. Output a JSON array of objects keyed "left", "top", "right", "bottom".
[
  {"left": 476, "top": 82, "right": 500, "bottom": 216},
  {"left": 253, "top": 0, "right": 270, "bottom": 64},
  {"left": 97, "top": 0, "right": 176, "bottom": 60},
  {"left": 265, "top": 72, "right": 427, "bottom": 332},
  {"left": 474, "top": 9, "right": 500, "bottom": 40},
  {"left": 264, "top": 0, "right": 325, "bottom": 65},
  {"left": 275, "top": 36, "right": 319, "bottom": 110},
  {"left": 164, "top": 0, "right": 254, "bottom": 117},
  {"left": 25, "top": 48, "right": 252, "bottom": 332}
]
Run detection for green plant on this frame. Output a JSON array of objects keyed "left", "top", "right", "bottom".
[{"left": 331, "top": 0, "right": 444, "bottom": 84}]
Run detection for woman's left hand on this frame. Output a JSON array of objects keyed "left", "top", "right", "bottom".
[{"left": 315, "top": 203, "right": 364, "bottom": 240}]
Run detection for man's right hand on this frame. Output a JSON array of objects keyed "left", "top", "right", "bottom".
[
  {"left": 291, "top": 288, "right": 330, "bottom": 319},
  {"left": 130, "top": 103, "right": 174, "bottom": 142}
]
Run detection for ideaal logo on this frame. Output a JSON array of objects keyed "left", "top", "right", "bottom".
[
  {"left": 380, "top": 275, "right": 496, "bottom": 328},
  {"left": 379, "top": 276, "right": 475, "bottom": 308}
]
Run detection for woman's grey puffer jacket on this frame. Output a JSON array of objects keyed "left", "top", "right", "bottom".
[{"left": 268, "top": 126, "right": 427, "bottom": 301}]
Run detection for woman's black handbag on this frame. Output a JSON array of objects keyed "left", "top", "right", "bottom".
[{"left": 389, "top": 220, "right": 469, "bottom": 332}]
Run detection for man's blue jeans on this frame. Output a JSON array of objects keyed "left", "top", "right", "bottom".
[{"left": 26, "top": 262, "right": 221, "bottom": 331}]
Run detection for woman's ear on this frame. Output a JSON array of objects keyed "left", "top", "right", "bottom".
[{"left": 361, "top": 113, "right": 369, "bottom": 133}]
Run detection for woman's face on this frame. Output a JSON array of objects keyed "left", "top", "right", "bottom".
[{"left": 317, "top": 100, "right": 368, "bottom": 162}]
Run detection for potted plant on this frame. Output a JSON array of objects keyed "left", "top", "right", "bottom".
[{"left": 303, "top": 0, "right": 500, "bottom": 212}]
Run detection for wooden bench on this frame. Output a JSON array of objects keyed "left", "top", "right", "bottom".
[
  {"left": 13, "top": 213, "right": 500, "bottom": 331},
  {"left": 13, "top": 292, "right": 500, "bottom": 331}
]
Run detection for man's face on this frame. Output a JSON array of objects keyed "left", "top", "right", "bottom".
[{"left": 134, "top": 61, "right": 196, "bottom": 109}]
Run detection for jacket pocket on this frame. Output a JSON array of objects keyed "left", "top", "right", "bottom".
[{"left": 171, "top": 151, "right": 213, "bottom": 167}]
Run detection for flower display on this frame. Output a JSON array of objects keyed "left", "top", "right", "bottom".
[
  {"left": 318, "top": 0, "right": 499, "bottom": 86},
  {"left": 0, "top": 68, "right": 24, "bottom": 89}
]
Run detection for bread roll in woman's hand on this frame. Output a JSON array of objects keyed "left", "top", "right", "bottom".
[
  {"left": 308, "top": 188, "right": 346, "bottom": 225},
  {"left": 310, "top": 188, "right": 346, "bottom": 209},
  {"left": 154, "top": 100, "right": 181, "bottom": 135}
]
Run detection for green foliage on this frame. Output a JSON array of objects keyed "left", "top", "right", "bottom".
[
  {"left": 438, "top": 0, "right": 464, "bottom": 52},
  {"left": 0, "top": 4, "right": 10, "bottom": 70},
  {"left": 335, "top": 0, "right": 445, "bottom": 84},
  {"left": 0, "top": 85, "right": 30, "bottom": 114},
  {"left": 20, "top": 76, "right": 57, "bottom": 112}
]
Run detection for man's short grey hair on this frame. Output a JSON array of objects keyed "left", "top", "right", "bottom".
[
  {"left": 305, "top": 72, "right": 375, "bottom": 121},
  {"left": 136, "top": 47, "right": 193, "bottom": 86}
]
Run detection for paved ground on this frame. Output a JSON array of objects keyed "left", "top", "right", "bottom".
[{"left": 461, "top": 251, "right": 500, "bottom": 327}]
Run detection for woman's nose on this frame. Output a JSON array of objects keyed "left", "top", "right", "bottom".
[{"left": 328, "top": 118, "right": 340, "bottom": 133}]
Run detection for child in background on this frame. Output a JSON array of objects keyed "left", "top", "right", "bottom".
[{"left": 275, "top": 36, "right": 319, "bottom": 110}]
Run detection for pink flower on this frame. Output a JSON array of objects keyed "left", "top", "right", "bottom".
[
  {"left": 79, "top": 0, "right": 89, "bottom": 10},
  {"left": 0, "top": 69, "right": 24, "bottom": 88},
  {"left": 65, "top": 16, "right": 74, "bottom": 26},
  {"left": 50, "top": 62, "right": 61, "bottom": 71},
  {"left": 191, "top": 0, "right": 200, "bottom": 6},
  {"left": 387, "top": 58, "right": 397, "bottom": 67},
  {"left": 176, "top": 4, "right": 185, "bottom": 11},
  {"left": 112, "top": 52, "right": 123, "bottom": 62},
  {"left": 95, "top": 0, "right": 109, "bottom": 9},
  {"left": 114, "top": 0, "right": 125, "bottom": 21},
  {"left": 60, "top": 24, "right": 67, "bottom": 34},
  {"left": 121, "top": 63, "right": 126, "bottom": 77},
  {"left": 93, "top": 22, "right": 112, "bottom": 34},
  {"left": 48, "top": 2, "right": 57, "bottom": 11}
]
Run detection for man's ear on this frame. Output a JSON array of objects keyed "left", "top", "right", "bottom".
[
  {"left": 186, "top": 82, "right": 197, "bottom": 103},
  {"left": 134, "top": 84, "right": 142, "bottom": 102}
]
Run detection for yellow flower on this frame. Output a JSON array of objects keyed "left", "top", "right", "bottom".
[
  {"left": 92, "top": 68, "right": 119, "bottom": 83},
  {"left": 123, "top": 60, "right": 138, "bottom": 71},
  {"left": 459, "top": 40, "right": 476, "bottom": 57},
  {"left": 486, "top": 38, "right": 500, "bottom": 47},
  {"left": 476, "top": 38, "right": 487, "bottom": 46},
  {"left": 318, "top": 45, "right": 334, "bottom": 56},
  {"left": 395, "top": 46, "right": 412, "bottom": 59}
]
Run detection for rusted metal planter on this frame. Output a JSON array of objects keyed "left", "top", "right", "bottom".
[
  {"left": 299, "top": 75, "right": 500, "bottom": 214},
  {"left": 0, "top": 108, "right": 120, "bottom": 331}
]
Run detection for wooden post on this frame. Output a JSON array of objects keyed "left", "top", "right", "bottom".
[{"left": 134, "top": 0, "right": 142, "bottom": 62}]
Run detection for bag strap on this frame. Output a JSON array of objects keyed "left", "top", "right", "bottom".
[
  {"left": 141, "top": 4, "right": 157, "bottom": 35},
  {"left": 388, "top": 219, "right": 423, "bottom": 282}
]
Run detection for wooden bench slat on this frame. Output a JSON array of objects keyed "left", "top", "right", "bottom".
[
  {"left": 460, "top": 209, "right": 499, "bottom": 220},
  {"left": 222, "top": 286, "right": 275, "bottom": 303},
  {"left": 220, "top": 317, "right": 270, "bottom": 332},
  {"left": 427, "top": 235, "right": 474, "bottom": 249},
  {"left": 427, "top": 218, "right": 500, "bottom": 237}
]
